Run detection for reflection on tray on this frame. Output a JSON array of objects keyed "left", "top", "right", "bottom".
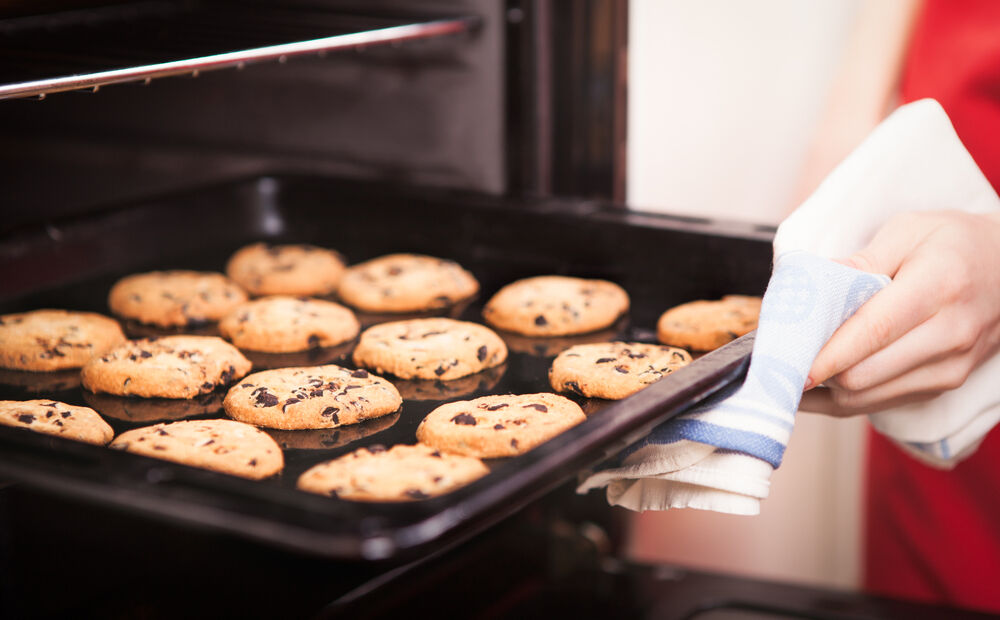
[
  {"left": 265, "top": 411, "right": 400, "bottom": 450},
  {"left": 241, "top": 340, "right": 356, "bottom": 370},
  {"left": 497, "top": 318, "right": 628, "bottom": 357},
  {"left": 122, "top": 320, "right": 221, "bottom": 339},
  {"left": 394, "top": 364, "right": 506, "bottom": 402},
  {"left": 0, "top": 368, "right": 82, "bottom": 394},
  {"left": 84, "top": 390, "right": 224, "bottom": 423},
  {"left": 353, "top": 297, "right": 475, "bottom": 328}
]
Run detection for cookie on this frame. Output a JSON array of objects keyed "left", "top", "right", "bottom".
[
  {"left": 84, "top": 390, "right": 224, "bottom": 424},
  {"left": 0, "top": 309, "right": 126, "bottom": 371},
  {"left": 337, "top": 253, "right": 479, "bottom": 313},
  {"left": 297, "top": 443, "right": 489, "bottom": 501},
  {"left": 108, "top": 270, "right": 248, "bottom": 327},
  {"left": 352, "top": 318, "right": 507, "bottom": 381},
  {"left": 266, "top": 412, "right": 399, "bottom": 450},
  {"left": 109, "top": 419, "right": 283, "bottom": 479},
  {"left": 394, "top": 363, "right": 505, "bottom": 402},
  {"left": 416, "top": 393, "right": 586, "bottom": 458},
  {"left": 656, "top": 295, "right": 762, "bottom": 351},
  {"left": 81, "top": 336, "right": 252, "bottom": 399},
  {"left": 223, "top": 364, "right": 402, "bottom": 430},
  {"left": 0, "top": 399, "right": 113, "bottom": 445},
  {"left": 482, "top": 276, "right": 629, "bottom": 336},
  {"left": 549, "top": 342, "right": 693, "bottom": 400},
  {"left": 225, "top": 243, "right": 346, "bottom": 297},
  {"left": 219, "top": 296, "right": 360, "bottom": 353}
]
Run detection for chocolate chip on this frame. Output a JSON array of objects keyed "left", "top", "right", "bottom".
[
  {"left": 672, "top": 352, "right": 687, "bottom": 361},
  {"left": 614, "top": 365, "right": 629, "bottom": 374},
  {"left": 451, "top": 413, "right": 477, "bottom": 425},
  {"left": 328, "top": 489, "right": 340, "bottom": 498},
  {"left": 140, "top": 350, "right": 153, "bottom": 359},
  {"left": 477, "top": 346, "right": 488, "bottom": 362},
  {"left": 153, "top": 445, "right": 167, "bottom": 451},
  {"left": 307, "top": 334, "right": 321, "bottom": 348},
  {"left": 156, "top": 428, "right": 169, "bottom": 436},
  {"left": 565, "top": 381, "right": 583, "bottom": 395},
  {"left": 494, "top": 424, "right": 505, "bottom": 430},
  {"left": 241, "top": 383, "right": 253, "bottom": 388},
  {"left": 534, "top": 315, "right": 547, "bottom": 326},
  {"left": 405, "top": 489, "right": 430, "bottom": 500},
  {"left": 220, "top": 365, "right": 235, "bottom": 384},
  {"left": 433, "top": 295, "right": 451, "bottom": 306},
  {"left": 434, "top": 365, "right": 447, "bottom": 376},
  {"left": 253, "top": 389, "right": 279, "bottom": 407},
  {"left": 430, "top": 450, "right": 442, "bottom": 458},
  {"left": 322, "top": 407, "right": 340, "bottom": 423},
  {"left": 350, "top": 369, "right": 369, "bottom": 379},
  {"left": 248, "top": 459, "right": 257, "bottom": 467},
  {"left": 485, "top": 403, "right": 508, "bottom": 411},
  {"left": 60, "top": 411, "right": 71, "bottom": 419},
  {"left": 595, "top": 357, "right": 615, "bottom": 364},
  {"left": 282, "top": 398, "right": 300, "bottom": 412},
  {"left": 387, "top": 266, "right": 403, "bottom": 276},
  {"left": 16, "top": 413, "right": 34, "bottom": 424},
  {"left": 511, "top": 439, "right": 519, "bottom": 449},
  {"left": 421, "top": 330, "right": 446, "bottom": 338},
  {"left": 201, "top": 382, "right": 214, "bottom": 390},
  {"left": 524, "top": 404, "right": 548, "bottom": 412}
]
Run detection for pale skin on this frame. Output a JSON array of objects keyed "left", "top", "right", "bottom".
[
  {"left": 801, "top": 211, "right": 1000, "bottom": 416},
  {"left": 788, "top": 0, "right": 1000, "bottom": 416}
]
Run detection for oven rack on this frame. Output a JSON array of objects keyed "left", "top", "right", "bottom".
[{"left": 0, "top": 2, "right": 478, "bottom": 100}]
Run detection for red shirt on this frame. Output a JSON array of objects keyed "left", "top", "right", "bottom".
[{"left": 864, "top": 0, "right": 1000, "bottom": 611}]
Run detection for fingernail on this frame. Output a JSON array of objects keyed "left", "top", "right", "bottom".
[{"left": 803, "top": 376, "right": 815, "bottom": 391}]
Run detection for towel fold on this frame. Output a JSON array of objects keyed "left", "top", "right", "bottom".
[{"left": 579, "top": 99, "right": 1000, "bottom": 513}]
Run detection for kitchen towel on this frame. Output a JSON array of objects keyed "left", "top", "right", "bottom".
[{"left": 579, "top": 99, "right": 1000, "bottom": 514}]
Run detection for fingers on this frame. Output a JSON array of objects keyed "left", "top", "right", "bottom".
[
  {"left": 807, "top": 261, "right": 940, "bottom": 388},
  {"left": 800, "top": 352, "right": 974, "bottom": 416}
]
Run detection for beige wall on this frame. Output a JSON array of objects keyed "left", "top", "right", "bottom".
[{"left": 625, "top": 0, "right": 867, "bottom": 590}]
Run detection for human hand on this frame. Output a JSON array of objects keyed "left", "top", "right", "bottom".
[{"left": 800, "top": 210, "right": 1000, "bottom": 416}]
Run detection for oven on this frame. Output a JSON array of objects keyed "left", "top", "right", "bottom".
[{"left": 0, "top": 2, "right": 987, "bottom": 618}]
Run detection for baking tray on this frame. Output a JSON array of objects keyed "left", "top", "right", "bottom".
[{"left": 0, "top": 174, "right": 772, "bottom": 561}]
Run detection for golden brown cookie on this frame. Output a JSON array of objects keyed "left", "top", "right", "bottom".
[
  {"left": 218, "top": 296, "right": 360, "bottom": 353},
  {"left": 0, "top": 309, "right": 125, "bottom": 371},
  {"left": 352, "top": 318, "right": 507, "bottom": 381},
  {"left": 656, "top": 295, "right": 762, "bottom": 351},
  {"left": 416, "top": 393, "right": 586, "bottom": 458},
  {"left": 549, "top": 342, "right": 693, "bottom": 400},
  {"left": 108, "top": 270, "right": 248, "bottom": 327},
  {"left": 297, "top": 443, "right": 489, "bottom": 501},
  {"left": 0, "top": 399, "right": 113, "bottom": 445},
  {"left": 482, "top": 276, "right": 629, "bottom": 336},
  {"left": 337, "top": 253, "right": 479, "bottom": 313},
  {"left": 81, "top": 336, "right": 252, "bottom": 399},
  {"left": 223, "top": 364, "right": 402, "bottom": 430},
  {"left": 225, "top": 243, "right": 346, "bottom": 297},
  {"left": 109, "top": 419, "right": 283, "bottom": 479}
]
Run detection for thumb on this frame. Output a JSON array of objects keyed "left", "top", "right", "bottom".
[{"left": 836, "top": 216, "right": 924, "bottom": 278}]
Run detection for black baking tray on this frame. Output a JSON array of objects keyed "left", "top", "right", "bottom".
[{"left": 0, "top": 174, "right": 772, "bottom": 562}]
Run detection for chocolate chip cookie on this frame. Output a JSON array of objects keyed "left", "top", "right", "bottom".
[
  {"left": 219, "top": 296, "right": 360, "bottom": 353},
  {"left": 656, "top": 295, "right": 762, "bottom": 351},
  {"left": 297, "top": 443, "right": 488, "bottom": 501},
  {"left": 482, "top": 276, "right": 629, "bottom": 336},
  {"left": 549, "top": 342, "right": 693, "bottom": 400},
  {"left": 223, "top": 364, "right": 402, "bottom": 430},
  {"left": 108, "top": 270, "right": 248, "bottom": 327},
  {"left": 110, "top": 419, "right": 283, "bottom": 479},
  {"left": 225, "top": 243, "right": 346, "bottom": 297},
  {"left": 0, "top": 309, "right": 125, "bottom": 371},
  {"left": 81, "top": 336, "right": 252, "bottom": 399},
  {"left": 337, "top": 254, "right": 479, "bottom": 313},
  {"left": 0, "top": 399, "right": 113, "bottom": 445},
  {"left": 352, "top": 318, "right": 507, "bottom": 381},
  {"left": 416, "top": 393, "right": 586, "bottom": 458}
]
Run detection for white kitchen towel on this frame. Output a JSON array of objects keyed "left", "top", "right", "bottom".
[
  {"left": 579, "top": 99, "right": 1000, "bottom": 513},
  {"left": 776, "top": 98, "right": 1000, "bottom": 468}
]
